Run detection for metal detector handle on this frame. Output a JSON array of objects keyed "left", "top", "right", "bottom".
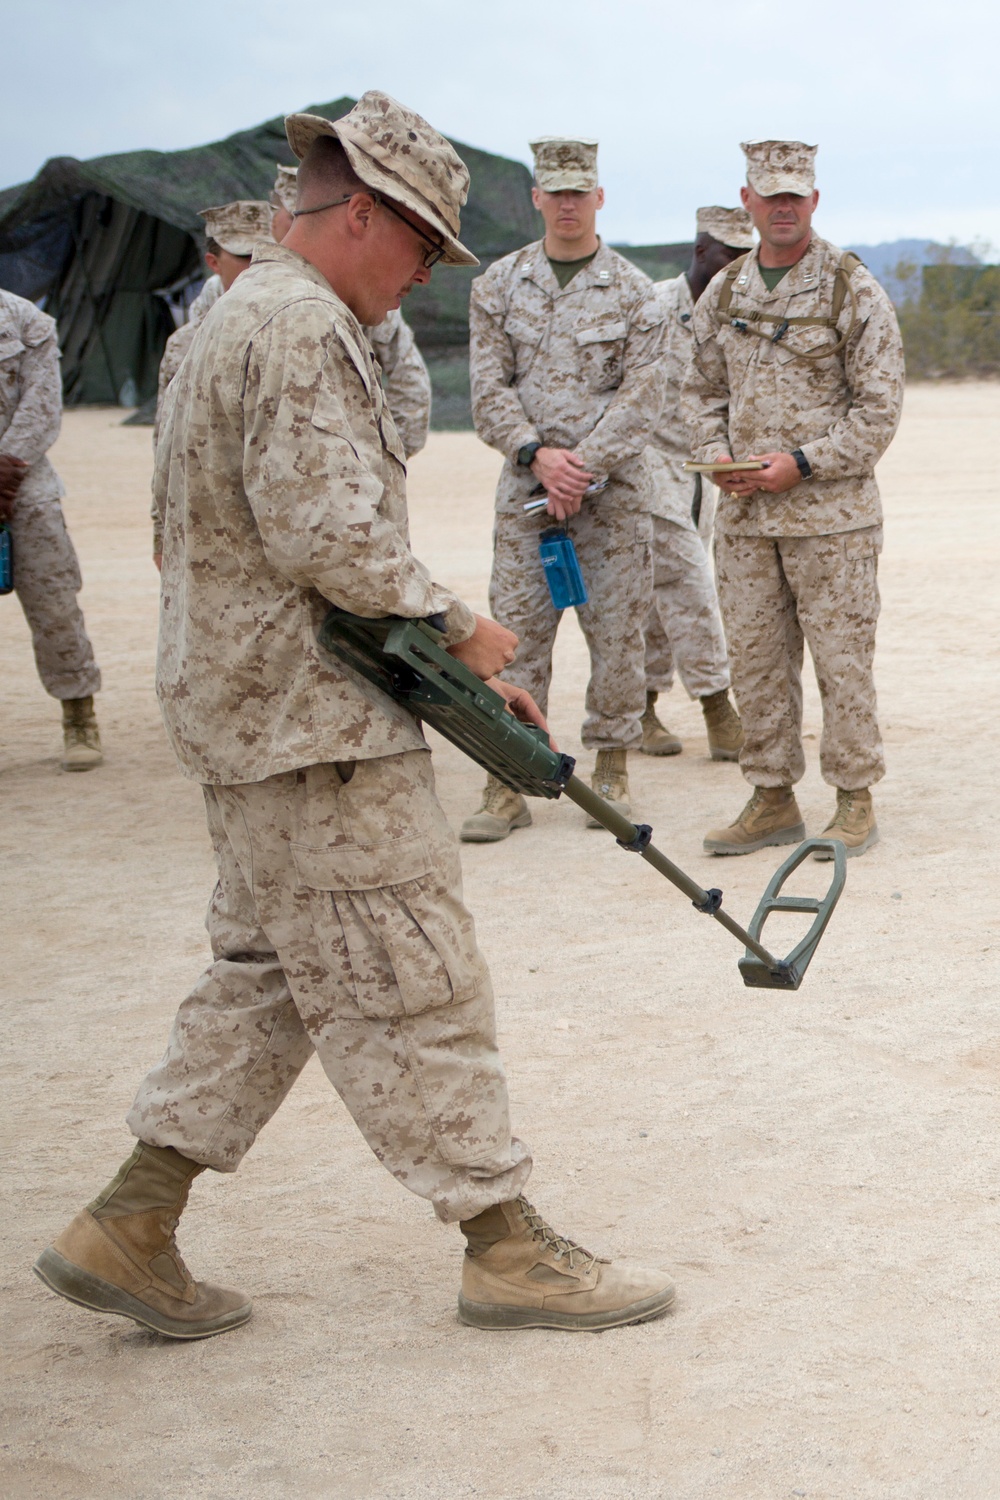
[{"left": 738, "top": 838, "right": 847, "bottom": 990}]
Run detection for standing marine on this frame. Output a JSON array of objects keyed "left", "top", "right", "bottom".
[
  {"left": 465, "top": 135, "right": 665, "bottom": 841},
  {"left": 683, "top": 140, "right": 904, "bottom": 859},
  {"left": 640, "top": 206, "right": 750, "bottom": 762},
  {"left": 0, "top": 289, "right": 102, "bottom": 770}
]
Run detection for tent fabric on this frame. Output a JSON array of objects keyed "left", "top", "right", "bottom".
[{"left": 0, "top": 98, "right": 541, "bottom": 405}]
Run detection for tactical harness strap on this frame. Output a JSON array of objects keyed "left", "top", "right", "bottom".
[{"left": 716, "top": 251, "right": 862, "bottom": 362}]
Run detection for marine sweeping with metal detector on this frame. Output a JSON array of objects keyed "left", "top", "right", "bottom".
[{"left": 319, "top": 608, "right": 846, "bottom": 990}]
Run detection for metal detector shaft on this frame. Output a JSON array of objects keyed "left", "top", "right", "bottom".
[{"left": 563, "top": 775, "right": 784, "bottom": 972}]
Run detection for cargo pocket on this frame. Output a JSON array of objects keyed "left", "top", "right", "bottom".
[{"left": 291, "top": 836, "right": 485, "bottom": 1019}]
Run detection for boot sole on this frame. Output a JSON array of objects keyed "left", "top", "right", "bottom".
[
  {"left": 460, "top": 810, "right": 532, "bottom": 844},
  {"left": 704, "top": 821, "right": 805, "bottom": 856},
  {"left": 813, "top": 826, "right": 878, "bottom": 860},
  {"left": 32, "top": 1248, "right": 252, "bottom": 1340},
  {"left": 708, "top": 746, "right": 741, "bottom": 762},
  {"left": 639, "top": 742, "right": 682, "bottom": 757},
  {"left": 457, "top": 1283, "right": 675, "bottom": 1331}
]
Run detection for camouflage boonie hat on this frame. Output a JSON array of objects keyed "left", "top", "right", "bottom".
[
  {"left": 270, "top": 164, "right": 297, "bottom": 214},
  {"left": 199, "top": 200, "right": 273, "bottom": 255},
  {"left": 696, "top": 205, "right": 754, "bottom": 250},
  {"left": 285, "top": 90, "right": 477, "bottom": 267},
  {"left": 530, "top": 137, "right": 599, "bottom": 192},
  {"left": 741, "top": 139, "right": 817, "bottom": 197}
]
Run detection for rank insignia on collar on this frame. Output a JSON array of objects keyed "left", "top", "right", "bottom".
[{"left": 595, "top": 269, "right": 611, "bottom": 283}]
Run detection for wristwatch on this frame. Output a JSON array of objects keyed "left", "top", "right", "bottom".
[
  {"left": 517, "top": 441, "right": 542, "bottom": 468},
  {"left": 790, "top": 448, "right": 812, "bottom": 480}
]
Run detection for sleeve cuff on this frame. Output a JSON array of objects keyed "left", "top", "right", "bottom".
[
  {"left": 507, "top": 428, "right": 542, "bottom": 466},
  {"left": 798, "top": 442, "right": 822, "bottom": 477},
  {"left": 438, "top": 595, "right": 477, "bottom": 647}
]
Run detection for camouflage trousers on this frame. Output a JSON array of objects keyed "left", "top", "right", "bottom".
[
  {"left": 8, "top": 494, "right": 101, "bottom": 699},
  {"left": 715, "top": 528, "right": 885, "bottom": 790},
  {"left": 489, "top": 502, "right": 653, "bottom": 749},
  {"left": 644, "top": 517, "right": 731, "bottom": 699},
  {"left": 127, "top": 749, "right": 532, "bottom": 1223}
]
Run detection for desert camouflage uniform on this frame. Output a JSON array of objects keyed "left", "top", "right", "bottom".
[
  {"left": 470, "top": 239, "right": 665, "bottom": 748},
  {"left": 153, "top": 295, "right": 428, "bottom": 552},
  {"left": 682, "top": 235, "right": 904, "bottom": 789},
  {"left": 133, "top": 241, "right": 531, "bottom": 1222},
  {"left": 0, "top": 290, "right": 101, "bottom": 700},
  {"left": 367, "top": 309, "right": 431, "bottom": 459},
  {"left": 643, "top": 273, "right": 730, "bottom": 699}
]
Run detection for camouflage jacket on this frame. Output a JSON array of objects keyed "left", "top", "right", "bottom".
[
  {"left": 644, "top": 273, "right": 705, "bottom": 531},
  {"left": 0, "top": 290, "right": 64, "bottom": 507},
  {"left": 469, "top": 239, "right": 665, "bottom": 513},
  {"left": 153, "top": 297, "right": 430, "bottom": 552},
  {"left": 153, "top": 242, "right": 475, "bottom": 785},
  {"left": 367, "top": 309, "right": 431, "bottom": 459},
  {"left": 682, "top": 235, "right": 904, "bottom": 536}
]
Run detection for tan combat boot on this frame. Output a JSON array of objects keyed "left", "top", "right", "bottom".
[
  {"left": 461, "top": 774, "right": 532, "bottom": 843},
  {"left": 814, "top": 787, "right": 878, "bottom": 860},
  {"left": 61, "top": 695, "right": 103, "bottom": 771},
  {"left": 587, "top": 747, "right": 631, "bottom": 826},
  {"left": 703, "top": 785, "right": 805, "bottom": 855},
  {"left": 458, "top": 1196, "right": 676, "bottom": 1331},
  {"left": 33, "top": 1142, "right": 251, "bottom": 1339},
  {"left": 701, "top": 689, "right": 744, "bottom": 762},
  {"left": 639, "top": 691, "right": 682, "bottom": 756}
]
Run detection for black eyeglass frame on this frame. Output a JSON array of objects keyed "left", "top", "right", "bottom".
[{"left": 292, "top": 190, "right": 446, "bottom": 268}]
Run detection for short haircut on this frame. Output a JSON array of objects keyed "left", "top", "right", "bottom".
[
  {"left": 296, "top": 135, "right": 366, "bottom": 210},
  {"left": 205, "top": 237, "right": 222, "bottom": 257}
]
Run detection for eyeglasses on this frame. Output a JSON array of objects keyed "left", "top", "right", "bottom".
[{"left": 293, "top": 190, "right": 445, "bottom": 268}]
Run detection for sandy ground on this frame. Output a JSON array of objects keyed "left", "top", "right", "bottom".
[{"left": 2, "top": 386, "right": 1000, "bottom": 1500}]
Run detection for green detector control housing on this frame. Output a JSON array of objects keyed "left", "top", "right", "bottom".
[{"left": 318, "top": 609, "right": 846, "bottom": 990}]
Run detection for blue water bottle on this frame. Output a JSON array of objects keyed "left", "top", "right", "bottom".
[
  {"left": 539, "top": 526, "right": 588, "bottom": 609},
  {"left": 0, "top": 523, "right": 13, "bottom": 595}
]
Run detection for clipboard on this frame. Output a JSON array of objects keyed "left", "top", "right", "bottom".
[{"left": 683, "top": 460, "right": 769, "bottom": 474}]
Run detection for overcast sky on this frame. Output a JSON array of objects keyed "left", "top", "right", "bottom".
[{"left": 4, "top": 0, "right": 999, "bottom": 251}]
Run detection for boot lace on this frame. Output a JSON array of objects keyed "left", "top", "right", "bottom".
[
  {"left": 516, "top": 1196, "right": 597, "bottom": 1272},
  {"left": 482, "top": 776, "right": 518, "bottom": 814}
]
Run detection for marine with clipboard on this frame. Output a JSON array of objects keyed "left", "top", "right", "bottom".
[{"left": 681, "top": 139, "right": 905, "bottom": 860}]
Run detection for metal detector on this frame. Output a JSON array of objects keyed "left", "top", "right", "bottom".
[{"left": 318, "top": 611, "right": 846, "bottom": 991}]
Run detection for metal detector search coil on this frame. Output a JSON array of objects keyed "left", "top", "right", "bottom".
[{"left": 317, "top": 609, "right": 846, "bottom": 991}]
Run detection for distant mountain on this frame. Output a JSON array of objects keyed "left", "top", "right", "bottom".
[{"left": 847, "top": 239, "right": 981, "bottom": 304}]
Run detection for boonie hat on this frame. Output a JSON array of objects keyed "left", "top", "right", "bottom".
[
  {"left": 696, "top": 205, "right": 755, "bottom": 250},
  {"left": 199, "top": 200, "right": 273, "bottom": 256},
  {"left": 530, "top": 137, "right": 599, "bottom": 192},
  {"left": 741, "top": 139, "right": 817, "bottom": 197},
  {"left": 270, "top": 164, "right": 298, "bottom": 215},
  {"left": 284, "top": 91, "right": 478, "bottom": 267}
]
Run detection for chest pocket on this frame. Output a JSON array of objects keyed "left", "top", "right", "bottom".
[
  {"left": 505, "top": 312, "right": 546, "bottom": 377},
  {"left": 576, "top": 320, "right": 628, "bottom": 392},
  {"left": 771, "top": 309, "right": 843, "bottom": 366}
]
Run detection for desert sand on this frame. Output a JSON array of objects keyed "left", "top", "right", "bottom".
[{"left": 2, "top": 385, "right": 1000, "bottom": 1499}]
